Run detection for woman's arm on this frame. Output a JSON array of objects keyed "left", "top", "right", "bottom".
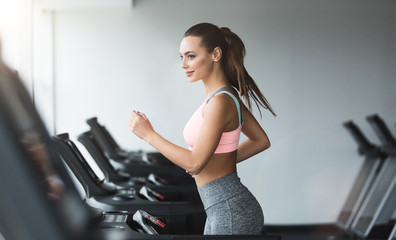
[
  {"left": 129, "top": 95, "right": 231, "bottom": 175},
  {"left": 236, "top": 103, "right": 270, "bottom": 163}
]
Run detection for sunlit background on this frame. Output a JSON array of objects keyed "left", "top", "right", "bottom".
[{"left": 0, "top": 0, "right": 395, "bottom": 226}]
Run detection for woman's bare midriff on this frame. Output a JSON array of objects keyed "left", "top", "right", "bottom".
[{"left": 194, "top": 151, "right": 237, "bottom": 187}]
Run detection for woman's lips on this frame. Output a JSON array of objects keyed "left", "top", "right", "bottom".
[{"left": 186, "top": 71, "right": 194, "bottom": 77}]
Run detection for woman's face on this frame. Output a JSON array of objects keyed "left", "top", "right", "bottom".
[{"left": 179, "top": 36, "right": 214, "bottom": 83}]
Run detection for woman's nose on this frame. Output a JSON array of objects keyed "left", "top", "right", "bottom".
[{"left": 181, "top": 58, "right": 187, "bottom": 69}]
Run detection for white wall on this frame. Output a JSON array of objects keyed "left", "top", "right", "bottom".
[
  {"left": 3, "top": 0, "right": 396, "bottom": 225},
  {"left": 0, "top": 0, "right": 34, "bottom": 94}
]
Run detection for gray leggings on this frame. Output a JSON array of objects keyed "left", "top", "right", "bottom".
[{"left": 198, "top": 172, "right": 264, "bottom": 235}]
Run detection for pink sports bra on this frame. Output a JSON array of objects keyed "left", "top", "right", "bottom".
[{"left": 183, "top": 87, "right": 243, "bottom": 154}]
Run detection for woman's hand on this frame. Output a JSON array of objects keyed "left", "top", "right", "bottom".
[{"left": 129, "top": 110, "right": 155, "bottom": 143}]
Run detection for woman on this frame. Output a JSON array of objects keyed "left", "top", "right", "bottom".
[{"left": 129, "top": 22, "right": 275, "bottom": 235}]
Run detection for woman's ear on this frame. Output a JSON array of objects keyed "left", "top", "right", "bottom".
[{"left": 212, "top": 47, "right": 222, "bottom": 62}]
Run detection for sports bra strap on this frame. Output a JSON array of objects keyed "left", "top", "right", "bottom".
[{"left": 206, "top": 87, "right": 243, "bottom": 125}]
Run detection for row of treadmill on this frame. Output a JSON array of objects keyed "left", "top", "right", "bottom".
[{"left": 0, "top": 56, "right": 395, "bottom": 240}]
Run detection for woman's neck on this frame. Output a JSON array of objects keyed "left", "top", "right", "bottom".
[{"left": 202, "top": 70, "right": 230, "bottom": 98}]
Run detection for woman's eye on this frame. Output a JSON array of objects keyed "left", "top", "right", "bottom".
[{"left": 180, "top": 55, "right": 195, "bottom": 60}]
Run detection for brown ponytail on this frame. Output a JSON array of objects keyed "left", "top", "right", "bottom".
[{"left": 184, "top": 23, "right": 276, "bottom": 117}]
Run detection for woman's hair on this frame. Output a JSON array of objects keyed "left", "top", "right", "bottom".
[{"left": 184, "top": 23, "right": 276, "bottom": 117}]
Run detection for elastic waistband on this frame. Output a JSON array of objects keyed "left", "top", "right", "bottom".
[{"left": 198, "top": 172, "right": 248, "bottom": 210}]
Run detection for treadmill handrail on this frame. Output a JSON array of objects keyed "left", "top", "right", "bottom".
[
  {"left": 78, "top": 131, "right": 130, "bottom": 183},
  {"left": 367, "top": 114, "right": 396, "bottom": 154},
  {"left": 343, "top": 120, "right": 384, "bottom": 157},
  {"left": 367, "top": 114, "right": 396, "bottom": 145},
  {"left": 86, "top": 117, "right": 123, "bottom": 160},
  {"left": 52, "top": 133, "right": 117, "bottom": 198}
]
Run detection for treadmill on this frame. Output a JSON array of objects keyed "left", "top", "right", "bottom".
[
  {"left": 85, "top": 118, "right": 193, "bottom": 182},
  {"left": 86, "top": 117, "right": 173, "bottom": 166},
  {"left": 77, "top": 130, "right": 201, "bottom": 202},
  {"left": 52, "top": 133, "right": 206, "bottom": 234},
  {"left": 81, "top": 125, "right": 195, "bottom": 185},
  {"left": 0, "top": 50, "right": 97, "bottom": 240},
  {"left": 349, "top": 114, "right": 396, "bottom": 239},
  {"left": 336, "top": 121, "right": 386, "bottom": 231},
  {"left": 264, "top": 119, "right": 388, "bottom": 240},
  {"left": 86, "top": 117, "right": 176, "bottom": 166}
]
